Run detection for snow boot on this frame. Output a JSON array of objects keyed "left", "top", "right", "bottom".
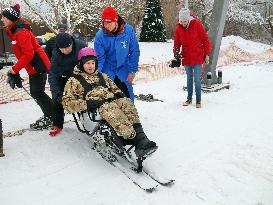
[
  {"left": 30, "top": 116, "right": 52, "bottom": 130},
  {"left": 183, "top": 99, "right": 192, "bottom": 106},
  {"left": 49, "top": 126, "right": 62, "bottom": 137},
  {"left": 196, "top": 100, "right": 201, "bottom": 108},
  {"left": 132, "top": 123, "right": 158, "bottom": 158}
]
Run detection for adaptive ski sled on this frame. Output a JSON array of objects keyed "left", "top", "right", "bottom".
[{"left": 72, "top": 110, "right": 174, "bottom": 192}]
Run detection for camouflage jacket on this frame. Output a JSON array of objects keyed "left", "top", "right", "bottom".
[{"left": 62, "top": 69, "right": 121, "bottom": 113}]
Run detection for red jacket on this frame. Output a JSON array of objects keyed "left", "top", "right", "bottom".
[
  {"left": 173, "top": 18, "right": 211, "bottom": 66},
  {"left": 5, "top": 18, "right": 50, "bottom": 75}
]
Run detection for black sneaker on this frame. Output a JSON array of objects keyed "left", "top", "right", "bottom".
[{"left": 30, "top": 116, "right": 52, "bottom": 130}]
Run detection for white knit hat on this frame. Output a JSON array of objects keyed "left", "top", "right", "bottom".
[{"left": 179, "top": 8, "right": 190, "bottom": 21}]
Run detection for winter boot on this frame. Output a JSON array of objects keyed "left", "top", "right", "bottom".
[
  {"left": 183, "top": 99, "right": 192, "bottom": 106},
  {"left": 132, "top": 123, "right": 158, "bottom": 158},
  {"left": 196, "top": 100, "right": 201, "bottom": 108},
  {"left": 49, "top": 126, "right": 62, "bottom": 137},
  {"left": 30, "top": 116, "right": 52, "bottom": 130}
]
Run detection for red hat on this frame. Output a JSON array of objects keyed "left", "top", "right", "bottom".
[{"left": 101, "top": 7, "right": 118, "bottom": 22}]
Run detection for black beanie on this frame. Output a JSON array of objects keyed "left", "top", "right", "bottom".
[
  {"left": 55, "top": 33, "right": 73, "bottom": 48},
  {"left": 2, "top": 4, "right": 21, "bottom": 22},
  {"left": 78, "top": 56, "right": 98, "bottom": 71}
]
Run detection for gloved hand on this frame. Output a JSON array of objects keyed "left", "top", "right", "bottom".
[
  {"left": 87, "top": 98, "right": 113, "bottom": 111},
  {"left": 169, "top": 58, "right": 181, "bottom": 68},
  {"left": 114, "top": 92, "right": 125, "bottom": 99},
  {"left": 204, "top": 55, "right": 210, "bottom": 64},
  {"left": 6, "top": 70, "right": 23, "bottom": 89}
]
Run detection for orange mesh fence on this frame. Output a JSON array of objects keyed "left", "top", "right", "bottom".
[
  {"left": 0, "top": 45, "right": 272, "bottom": 104},
  {"left": 0, "top": 73, "right": 51, "bottom": 104}
]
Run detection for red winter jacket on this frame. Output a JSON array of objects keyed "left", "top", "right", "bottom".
[
  {"left": 173, "top": 18, "right": 211, "bottom": 66},
  {"left": 5, "top": 18, "right": 50, "bottom": 75}
]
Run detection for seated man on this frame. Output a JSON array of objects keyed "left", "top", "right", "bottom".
[{"left": 61, "top": 47, "right": 157, "bottom": 158}]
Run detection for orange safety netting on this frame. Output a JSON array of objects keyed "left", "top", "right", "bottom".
[{"left": 0, "top": 45, "right": 272, "bottom": 104}]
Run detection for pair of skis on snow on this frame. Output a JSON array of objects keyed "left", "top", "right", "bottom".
[
  {"left": 94, "top": 143, "right": 174, "bottom": 192},
  {"left": 107, "top": 154, "right": 174, "bottom": 192}
]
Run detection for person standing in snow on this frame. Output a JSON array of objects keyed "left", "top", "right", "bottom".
[
  {"left": 48, "top": 33, "right": 86, "bottom": 136},
  {"left": 170, "top": 8, "right": 211, "bottom": 108},
  {"left": 1, "top": 3, "right": 53, "bottom": 130},
  {"left": 62, "top": 47, "right": 157, "bottom": 158},
  {"left": 94, "top": 6, "right": 140, "bottom": 102}
]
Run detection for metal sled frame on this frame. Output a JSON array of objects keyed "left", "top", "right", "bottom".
[{"left": 72, "top": 111, "right": 147, "bottom": 172}]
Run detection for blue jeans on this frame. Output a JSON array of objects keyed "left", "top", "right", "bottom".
[{"left": 185, "top": 64, "right": 202, "bottom": 101}]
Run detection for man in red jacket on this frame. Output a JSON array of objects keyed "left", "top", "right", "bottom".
[
  {"left": 1, "top": 4, "right": 53, "bottom": 130},
  {"left": 171, "top": 8, "right": 211, "bottom": 108}
]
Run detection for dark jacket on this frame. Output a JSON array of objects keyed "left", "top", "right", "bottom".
[
  {"left": 48, "top": 37, "right": 86, "bottom": 100},
  {"left": 45, "top": 36, "right": 56, "bottom": 61},
  {"left": 5, "top": 17, "right": 50, "bottom": 75}
]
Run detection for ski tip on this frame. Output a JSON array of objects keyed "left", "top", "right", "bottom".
[{"left": 163, "top": 179, "right": 175, "bottom": 186}]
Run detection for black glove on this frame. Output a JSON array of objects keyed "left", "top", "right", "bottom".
[
  {"left": 87, "top": 100, "right": 104, "bottom": 111},
  {"left": 169, "top": 58, "right": 181, "bottom": 68},
  {"left": 7, "top": 71, "right": 23, "bottom": 89},
  {"left": 114, "top": 92, "right": 125, "bottom": 99},
  {"left": 87, "top": 98, "right": 114, "bottom": 111}
]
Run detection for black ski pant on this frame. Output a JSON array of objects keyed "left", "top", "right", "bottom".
[
  {"left": 52, "top": 100, "right": 65, "bottom": 129},
  {"left": 114, "top": 76, "right": 130, "bottom": 98},
  {"left": 29, "top": 72, "right": 53, "bottom": 118}
]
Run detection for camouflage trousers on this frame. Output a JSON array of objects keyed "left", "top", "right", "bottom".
[{"left": 99, "top": 98, "right": 140, "bottom": 139}]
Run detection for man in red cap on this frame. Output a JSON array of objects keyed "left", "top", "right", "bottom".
[
  {"left": 94, "top": 6, "right": 140, "bottom": 102},
  {"left": 1, "top": 3, "right": 53, "bottom": 130}
]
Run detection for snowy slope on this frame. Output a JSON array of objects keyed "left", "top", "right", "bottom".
[{"left": 0, "top": 37, "right": 273, "bottom": 205}]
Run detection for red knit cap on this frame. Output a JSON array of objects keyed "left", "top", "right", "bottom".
[{"left": 101, "top": 7, "right": 118, "bottom": 22}]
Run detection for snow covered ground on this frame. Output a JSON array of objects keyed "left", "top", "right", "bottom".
[{"left": 0, "top": 37, "right": 273, "bottom": 205}]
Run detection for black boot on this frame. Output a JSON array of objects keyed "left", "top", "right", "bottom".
[{"left": 132, "top": 123, "right": 158, "bottom": 158}]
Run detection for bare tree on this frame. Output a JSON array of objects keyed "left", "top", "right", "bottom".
[{"left": 20, "top": 0, "right": 144, "bottom": 35}]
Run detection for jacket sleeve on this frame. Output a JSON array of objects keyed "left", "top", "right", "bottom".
[
  {"left": 12, "top": 31, "right": 34, "bottom": 73},
  {"left": 94, "top": 31, "right": 106, "bottom": 72},
  {"left": 173, "top": 26, "right": 182, "bottom": 58},
  {"left": 128, "top": 28, "right": 140, "bottom": 73},
  {"left": 103, "top": 73, "right": 122, "bottom": 95},
  {"left": 197, "top": 22, "right": 212, "bottom": 56},
  {"left": 45, "top": 38, "right": 53, "bottom": 60},
  {"left": 48, "top": 50, "right": 62, "bottom": 100},
  {"left": 61, "top": 77, "right": 87, "bottom": 113}
]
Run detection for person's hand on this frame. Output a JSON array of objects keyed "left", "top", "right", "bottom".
[
  {"left": 169, "top": 58, "right": 181, "bottom": 68},
  {"left": 6, "top": 71, "right": 15, "bottom": 89},
  {"left": 114, "top": 92, "right": 125, "bottom": 99},
  {"left": 127, "top": 72, "right": 135, "bottom": 84},
  {"left": 87, "top": 98, "right": 114, "bottom": 111},
  {"left": 6, "top": 70, "right": 23, "bottom": 89}
]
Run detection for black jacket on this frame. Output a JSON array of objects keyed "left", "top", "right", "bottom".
[
  {"left": 48, "top": 37, "right": 86, "bottom": 100},
  {"left": 45, "top": 36, "right": 56, "bottom": 61}
]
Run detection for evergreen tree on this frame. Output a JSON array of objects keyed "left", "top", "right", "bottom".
[{"left": 140, "top": 0, "right": 167, "bottom": 42}]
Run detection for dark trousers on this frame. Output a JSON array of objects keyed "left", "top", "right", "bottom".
[
  {"left": 52, "top": 100, "right": 64, "bottom": 129},
  {"left": 29, "top": 73, "right": 53, "bottom": 118},
  {"left": 114, "top": 76, "right": 130, "bottom": 98}
]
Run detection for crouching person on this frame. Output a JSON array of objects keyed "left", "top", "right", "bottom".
[{"left": 61, "top": 47, "right": 157, "bottom": 158}]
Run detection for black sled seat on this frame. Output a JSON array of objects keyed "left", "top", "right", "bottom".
[{"left": 72, "top": 110, "right": 154, "bottom": 172}]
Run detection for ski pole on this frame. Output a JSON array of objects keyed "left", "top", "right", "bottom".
[
  {"left": 0, "top": 119, "right": 5, "bottom": 157},
  {"left": 21, "top": 85, "right": 39, "bottom": 106}
]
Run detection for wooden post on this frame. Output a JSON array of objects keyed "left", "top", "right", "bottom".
[{"left": 0, "top": 119, "right": 5, "bottom": 157}]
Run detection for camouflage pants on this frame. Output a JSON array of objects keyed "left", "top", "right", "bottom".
[{"left": 99, "top": 97, "right": 140, "bottom": 139}]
